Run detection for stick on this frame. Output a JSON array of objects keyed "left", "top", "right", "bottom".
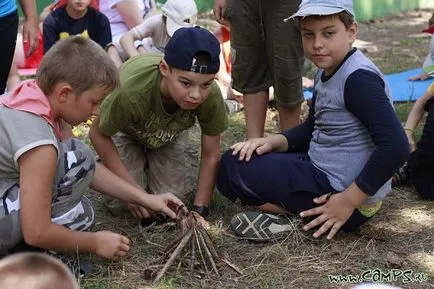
[
  {"left": 164, "top": 232, "right": 186, "bottom": 254},
  {"left": 153, "top": 229, "right": 193, "bottom": 283},
  {"left": 197, "top": 225, "right": 220, "bottom": 259},
  {"left": 194, "top": 227, "right": 209, "bottom": 274},
  {"left": 196, "top": 226, "right": 220, "bottom": 276},
  {"left": 190, "top": 233, "right": 196, "bottom": 275},
  {"left": 221, "top": 258, "right": 243, "bottom": 275}
]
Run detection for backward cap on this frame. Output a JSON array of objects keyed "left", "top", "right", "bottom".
[{"left": 164, "top": 27, "right": 220, "bottom": 74}]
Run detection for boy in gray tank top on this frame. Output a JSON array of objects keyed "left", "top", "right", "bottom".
[
  {"left": 0, "top": 36, "right": 185, "bottom": 258},
  {"left": 216, "top": 0, "right": 409, "bottom": 241}
]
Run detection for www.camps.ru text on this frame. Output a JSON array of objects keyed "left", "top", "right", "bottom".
[{"left": 328, "top": 269, "right": 428, "bottom": 284}]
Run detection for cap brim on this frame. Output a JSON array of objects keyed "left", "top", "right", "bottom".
[
  {"left": 284, "top": 6, "right": 348, "bottom": 22},
  {"left": 166, "top": 17, "right": 193, "bottom": 37}
]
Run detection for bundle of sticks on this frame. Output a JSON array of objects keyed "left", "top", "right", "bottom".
[{"left": 145, "top": 208, "right": 242, "bottom": 283}]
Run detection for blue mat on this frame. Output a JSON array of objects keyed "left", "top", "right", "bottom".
[
  {"left": 303, "top": 68, "right": 433, "bottom": 102},
  {"left": 385, "top": 68, "right": 433, "bottom": 102}
]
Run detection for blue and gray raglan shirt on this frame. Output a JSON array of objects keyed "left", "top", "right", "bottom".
[{"left": 282, "top": 48, "right": 410, "bottom": 204}]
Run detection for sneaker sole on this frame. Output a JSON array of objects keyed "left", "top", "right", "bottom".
[{"left": 230, "top": 211, "right": 293, "bottom": 241}]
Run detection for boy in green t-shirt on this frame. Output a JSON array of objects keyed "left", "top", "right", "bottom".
[{"left": 90, "top": 27, "right": 229, "bottom": 225}]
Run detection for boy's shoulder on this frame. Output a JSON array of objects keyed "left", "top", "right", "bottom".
[
  {"left": 120, "top": 54, "right": 162, "bottom": 80},
  {"left": 0, "top": 106, "right": 58, "bottom": 146}
]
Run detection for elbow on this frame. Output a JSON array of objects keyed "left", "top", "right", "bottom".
[
  {"left": 389, "top": 138, "right": 411, "bottom": 167},
  {"left": 23, "top": 228, "right": 47, "bottom": 248}
]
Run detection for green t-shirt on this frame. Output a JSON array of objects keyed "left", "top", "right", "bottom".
[{"left": 99, "top": 54, "right": 229, "bottom": 149}]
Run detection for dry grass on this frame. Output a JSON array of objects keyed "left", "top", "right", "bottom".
[{"left": 78, "top": 9, "right": 434, "bottom": 289}]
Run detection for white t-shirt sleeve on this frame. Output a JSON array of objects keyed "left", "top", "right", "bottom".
[
  {"left": 132, "top": 14, "right": 162, "bottom": 39},
  {"left": 109, "top": 0, "right": 137, "bottom": 9}
]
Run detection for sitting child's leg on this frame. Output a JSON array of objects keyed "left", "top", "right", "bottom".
[
  {"left": 0, "top": 139, "right": 96, "bottom": 253},
  {"left": 408, "top": 98, "right": 434, "bottom": 198},
  {"left": 217, "top": 151, "right": 372, "bottom": 239},
  {"left": 51, "top": 139, "right": 96, "bottom": 231}
]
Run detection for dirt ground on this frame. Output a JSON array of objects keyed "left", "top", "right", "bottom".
[{"left": 81, "top": 9, "right": 434, "bottom": 289}]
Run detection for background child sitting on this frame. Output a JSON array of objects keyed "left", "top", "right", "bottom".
[
  {"left": 394, "top": 82, "right": 434, "bottom": 198},
  {"left": 43, "top": 0, "right": 113, "bottom": 53},
  {"left": 119, "top": 0, "right": 197, "bottom": 57},
  {"left": 409, "top": 12, "right": 434, "bottom": 81},
  {"left": 0, "top": 252, "right": 79, "bottom": 289}
]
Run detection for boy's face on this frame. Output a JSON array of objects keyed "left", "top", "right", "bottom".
[
  {"left": 68, "top": 0, "right": 91, "bottom": 12},
  {"left": 59, "top": 86, "right": 107, "bottom": 126},
  {"left": 300, "top": 15, "right": 357, "bottom": 75},
  {"left": 160, "top": 62, "right": 215, "bottom": 110}
]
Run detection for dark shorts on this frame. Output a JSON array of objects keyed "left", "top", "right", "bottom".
[
  {"left": 408, "top": 98, "right": 434, "bottom": 198},
  {"left": 225, "top": 0, "right": 304, "bottom": 107},
  {"left": 217, "top": 151, "right": 370, "bottom": 232}
]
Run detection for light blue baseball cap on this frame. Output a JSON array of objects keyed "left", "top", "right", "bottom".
[{"left": 284, "top": 0, "right": 354, "bottom": 21}]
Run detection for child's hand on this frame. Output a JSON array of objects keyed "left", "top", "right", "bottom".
[
  {"left": 409, "top": 72, "right": 430, "bottom": 81},
  {"left": 299, "top": 192, "right": 358, "bottom": 240},
  {"left": 191, "top": 211, "right": 210, "bottom": 229},
  {"left": 213, "top": 0, "right": 229, "bottom": 26},
  {"left": 144, "top": 193, "right": 187, "bottom": 219},
  {"left": 128, "top": 203, "right": 152, "bottom": 219},
  {"left": 231, "top": 138, "right": 273, "bottom": 161},
  {"left": 94, "top": 231, "right": 130, "bottom": 260}
]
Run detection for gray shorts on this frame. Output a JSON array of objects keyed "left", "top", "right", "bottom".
[
  {"left": 112, "top": 130, "right": 196, "bottom": 200},
  {"left": 0, "top": 139, "right": 96, "bottom": 254},
  {"left": 226, "top": 0, "right": 304, "bottom": 107}
]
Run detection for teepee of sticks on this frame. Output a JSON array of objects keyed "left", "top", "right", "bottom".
[{"left": 145, "top": 210, "right": 242, "bottom": 283}]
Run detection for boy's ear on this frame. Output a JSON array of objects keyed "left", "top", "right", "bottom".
[
  {"left": 348, "top": 21, "right": 358, "bottom": 44},
  {"left": 55, "top": 83, "right": 73, "bottom": 104},
  {"left": 159, "top": 59, "right": 171, "bottom": 77}
]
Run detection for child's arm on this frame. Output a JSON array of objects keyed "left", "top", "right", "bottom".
[
  {"left": 89, "top": 117, "right": 152, "bottom": 219},
  {"left": 120, "top": 29, "right": 145, "bottom": 58},
  {"left": 213, "top": 0, "right": 229, "bottom": 26},
  {"left": 39, "top": 2, "right": 56, "bottom": 22},
  {"left": 18, "top": 0, "right": 39, "bottom": 56},
  {"left": 19, "top": 145, "right": 130, "bottom": 259},
  {"left": 115, "top": 0, "right": 143, "bottom": 29},
  {"left": 192, "top": 135, "right": 222, "bottom": 218},
  {"left": 120, "top": 16, "right": 156, "bottom": 58},
  {"left": 106, "top": 45, "right": 123, "bottom": 68},
  {"left": 404, "top": 88, "right": 434, "bottom": 152},
  {"left": 89, "top": 117, "right": 139, "bottom": 187}
]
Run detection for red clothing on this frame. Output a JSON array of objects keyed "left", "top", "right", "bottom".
[
  {"left": 21, "top": 29, "right": 44, "bottom": 69},
  {"left": 221, "top": 26, "right": 231, "bottom": 74}
]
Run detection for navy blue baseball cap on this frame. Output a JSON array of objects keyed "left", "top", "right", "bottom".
[{"left": 164, "top": 26, "right": 220, "bottom": 74}]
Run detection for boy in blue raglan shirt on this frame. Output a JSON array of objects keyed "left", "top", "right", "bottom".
[{"left": 217, "top": 0, "right": 410, "bottom": 241}]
